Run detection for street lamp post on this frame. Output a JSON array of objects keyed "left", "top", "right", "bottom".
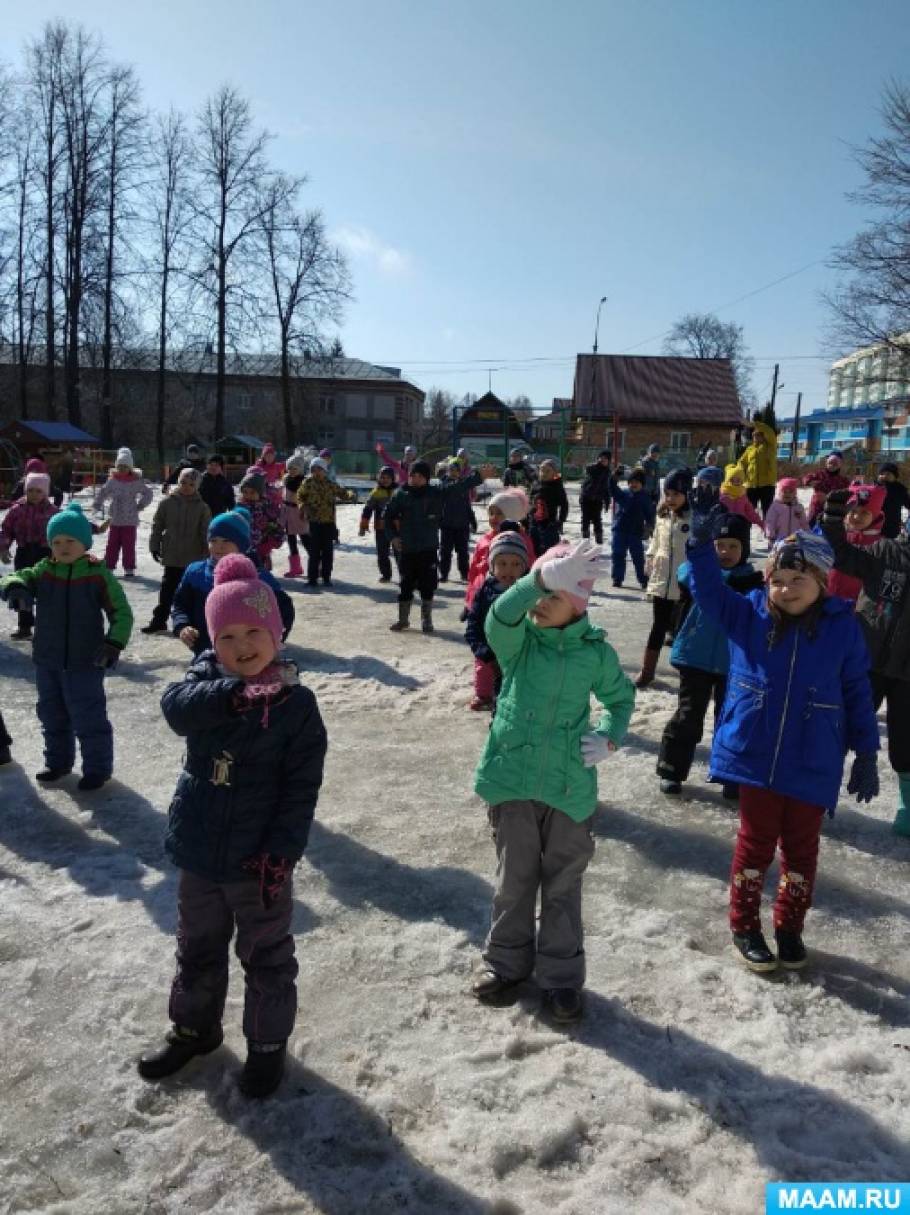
[{"left": 593, "top": 296, "right": 607, "bottom": 354}]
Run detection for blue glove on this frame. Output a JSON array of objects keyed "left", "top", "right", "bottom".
[
  {"left": 580, "top": 733, "right": 613, "bottom": 767},
  {"left": 847, "top": 753, "right": 879, "bottom": 804},
  {"left": 688, "top": 498, "right": 728, "bottom": 547}
]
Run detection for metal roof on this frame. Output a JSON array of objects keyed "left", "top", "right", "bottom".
[
  {"left": 1, "top": 420, "right": 100, "bottom": 443},
  {"left": 573, "top": 355, "right": 743, "bottom": 425}
]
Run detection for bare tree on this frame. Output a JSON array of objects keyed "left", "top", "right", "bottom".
[
  {"left": 10, "top": 125, "right": 42, "bottom": 416},
  {"left": 193, "top": 85, "right": 275, "bottom": 440},
  {"left": 422, "top": 387, "right": 458, "bottom": 451},
  {"left": 663, "top": 312, "right": 755, "bottom": 406},
  {"left": 258, "top": 175, "right": 351, "bottom": 447},
  {"left": 24, "top": 22, "right": 68, "bottom": 417},
  {"left": 55, "top": 25, "right": 110, "bottom": 426},
  {"left": 146, "top": 108, "right": 193, "bottom": 462},
  {"left": 97, "top": 62, "right": 144, "bottom": 446},
  {"left": 827, "top": 80, "right": 910, "bottom": 361}
]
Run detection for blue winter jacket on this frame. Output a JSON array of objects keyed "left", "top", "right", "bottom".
[
  {"left": 465, "top": 575, "right": 504, "bottom": 661},
  {"left": 671, "top": 560, "right": 764, "bottom": 675},
  {"left": 687, "top": 540, "right": 878, "bottom": 812},
  {"left": 609, "top": 479, "right": 656, "bottom": 537},
  {"left": 161, "top": 653, "right": 327, "bottom": 882},
  {"left": 170, "top": 557, "right": 295, "bottom": 655}
]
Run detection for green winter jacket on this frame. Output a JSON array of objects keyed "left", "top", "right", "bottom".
[
  {"left": 150, "top": 492, "right": 211, "bottom": 567},
  {"left": 474, "top": 573, "right": 635, "bottom": 821}
]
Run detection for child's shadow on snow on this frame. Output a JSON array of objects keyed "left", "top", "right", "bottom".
[
  {"left": 304, "top": 822, "right": 491, "bottom": 946},
  {"left": 201, "top": 1055, "right": 492, "bottom": 1213},
  {"left": 285, "top": 646, "right": 425, "bottom": 691},
  {"left": 574, "top": 991, "right": 910, "bottom": 1180}
]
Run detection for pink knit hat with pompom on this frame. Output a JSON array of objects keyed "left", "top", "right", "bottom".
[
  {"left": 205, "top": 554, "right": 283, "bottom": 650},
  {"left": 531, "top": 541, "right": 595, "bottom": 615}
]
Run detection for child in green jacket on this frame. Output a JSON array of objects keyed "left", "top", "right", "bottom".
[
  {"left": 472, "top": 539, "right": 635, "bottom": 1022},
  {"left": 0, "top": 503, "right": 133, "bottom": 790}
]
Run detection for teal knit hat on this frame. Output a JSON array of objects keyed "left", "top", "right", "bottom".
[{"left": 47, "top": 502, "right": 93, "bottom": 551}]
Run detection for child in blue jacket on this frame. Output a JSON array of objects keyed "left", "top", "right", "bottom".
[
  {"left": 464, "top": 526, "right": 530, "bottom": 710},
  {"left": 171, "top": 509, "right": 294, "bottom": 657},
  {"left": 657, "top": 512, "right": 763, "bottom": 798},
  {"left": 608, "top": 467, "right": 656, "bottom": 588},
  {"left": 139, "top": 554, "right": 327, "bottom": 1098},
  {"left": 687, "top": 512, "right": 879, "bottom": 974}
]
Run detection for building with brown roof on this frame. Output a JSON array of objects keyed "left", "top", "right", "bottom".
[{"left": 571, "top": 354, "right": 744, "bottom": 466}]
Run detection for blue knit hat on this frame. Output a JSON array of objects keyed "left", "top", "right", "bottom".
[
  {"left": 208, "top": 509, "right": 251, "bottom": 551},
  {"left": 47, "top": 502, "right": 92, "bottom": 551}
]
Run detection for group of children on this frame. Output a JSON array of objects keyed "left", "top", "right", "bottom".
[{"left": 2, "top": 441, "right": 909, "bottom": 1099}]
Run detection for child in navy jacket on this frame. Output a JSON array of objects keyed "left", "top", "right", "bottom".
[
  {"left": 688, "top": 511, "right": 879, "bottom": 974},
  {"left": 139, "top": 554, "right": 326, "bottom": 1098},
  {"left": 608, "top": 467, "right": 655, "bottom": 588},
  {"left": 464, "top": 526, "right": 530, "bottom": 710}
]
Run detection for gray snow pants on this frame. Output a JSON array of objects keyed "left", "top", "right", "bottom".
[
  {"left": 483, "top": 799, "right": 595, "bottom": 990},
  {"left": 168, "top": 869, "right": 298, "bottom": 1043}
]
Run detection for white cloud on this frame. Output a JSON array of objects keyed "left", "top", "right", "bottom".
[{"left": 332, "top": 224, "right": 412, "bottom": 276}]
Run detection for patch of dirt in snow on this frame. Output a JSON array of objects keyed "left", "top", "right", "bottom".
[{"left": 1, "top": 491, "right": 909, "bottom": 1214}]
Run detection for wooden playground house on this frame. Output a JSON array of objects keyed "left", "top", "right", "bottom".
[
  {"left": 213, "top": 434, "right": 265, "bottom": 483},
  {"left": 0, "top": 420, "right": 107, "bottom": 504}
]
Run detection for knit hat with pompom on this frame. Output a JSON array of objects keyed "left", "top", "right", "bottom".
[{"left": 204, "top": 553, "right": 283, "bottom": 650}]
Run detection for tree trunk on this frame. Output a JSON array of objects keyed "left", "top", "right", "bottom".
[
  {"left": 281, "top": 338, "right": 294, "bottom": 449},
  {"left": 215, "top": 252, "right": 226, "bottom": 442},
  {"left": 44, "top": 121, "right": 56, "bottom": 419},
  {"left": 156, "top": 260, "right": 169, "bottom": 464},
  {"left": 100, "top": 130, "right": 116, "bottom": 448}
]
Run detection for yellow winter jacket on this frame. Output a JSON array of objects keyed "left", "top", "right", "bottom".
[{"left": 735, "top": 420, "right": 777, "bottom": 489}]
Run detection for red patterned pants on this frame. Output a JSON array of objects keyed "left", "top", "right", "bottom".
[{"left": 729, "top": 786, "right": 824, "bottom": 934}]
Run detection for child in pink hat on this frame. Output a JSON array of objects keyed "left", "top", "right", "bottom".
[
  {"left": 827, "top": 483, "right": 886, "bottom": 602},
  {"left": 763, "top": 477, "right": 808, "bottom": 544},
  {"left": 141, "top": 553, "right": 327, "bottom": 1100}
]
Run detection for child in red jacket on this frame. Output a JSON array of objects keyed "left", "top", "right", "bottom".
[{"left": 827, "top": 484, "right": 885, "bottom": 603}]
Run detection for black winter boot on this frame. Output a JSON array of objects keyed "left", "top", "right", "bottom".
[
  {"left": 239, "top": 1041, "right": 287, "bottom": 1098},
  {"left": 732, "top": 930, "right": 777, "bottom": 972},
  {"left": 775, "top": 928, "right": 808, "bottom": 970},
  {"left": 137, "top": 1025, "right": 224, "bottom": 1079},
  {"left": 420, "top": 601, "right": 434, "bottom": 634},
  {"left": 543, "top": 988, "right": 584, "bottom": 1023},
  {"left": 36, "top": 768, "right": 71, "bottom": 783},
  {"left": 389, "top": 601, "right": 411, "bottom": 632},
  {"left": 471, "top": 968, "right": 525, "bottom": 1003}
]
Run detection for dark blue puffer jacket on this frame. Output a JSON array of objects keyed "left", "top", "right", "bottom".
[
  {"left": 160, "top": 653, "right": 327, "bottom": 881},
  {"left": 170, "top": 557, "right": 294, "bottom": 654},
  {"left": 671, "top": 560, "right": 764, "bottom": 675},
  {"left": 465, "top": 575, "right": 505, "bottom": 661},
  {"left": 687, "top": 540, "right": 878, "bottom": 812},
  {"left": 609, "top": 479, "right": 656, "bottom": 537}
]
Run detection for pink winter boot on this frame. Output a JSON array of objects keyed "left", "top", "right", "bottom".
[{"left": 284, "top": 553, "right": 303, "bottom": 578}]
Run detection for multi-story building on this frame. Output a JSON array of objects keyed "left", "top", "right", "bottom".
[
  {"left": 776, "top": 335, "right": 910, "bottom": 463},
  {"left": 0, "top": 348, "right": 425, "bottom": 460}
]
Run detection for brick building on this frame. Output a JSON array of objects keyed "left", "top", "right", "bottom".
[
  {"left": 571, "top": 354, "right": 744, "bottom": 467},
  {"left": 0, "top": 347, "right": 425, "bottom": 458}
]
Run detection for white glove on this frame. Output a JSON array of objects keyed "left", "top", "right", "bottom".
[
  {"left": 537, "top": 539, "right": 610, "bottom": 596},
  {"left": 580, "top": 733, "right": 613, "bottom": 767}
]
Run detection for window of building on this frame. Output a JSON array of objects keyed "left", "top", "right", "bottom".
[
  {"left": 319, "top": 395, "right": 335, "bottom": 415},
  {"left": 317, "top": 427, "right": 334, "bottom": 444},
  {"left": 374, "top": 397, "right": 395, "bottom": 422},
  {"left": 346, "top": 393, "right": 368, "bottom": 418},
  {"left": 395, "top": 395, "right": 409, "bottom": 423},
  {"left": 669, "top": 432, "right": 691, "bottom": 451}
]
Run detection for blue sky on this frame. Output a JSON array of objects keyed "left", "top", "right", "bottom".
[{"left": 5, "top": 0, "right": 909, "bottom": 417}]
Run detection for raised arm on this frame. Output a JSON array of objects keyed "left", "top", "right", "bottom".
[{"left": 686, "top": 538, "right": 758, "bottom": 649}]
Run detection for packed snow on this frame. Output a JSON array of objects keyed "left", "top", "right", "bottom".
[{"left": 1, "top": 485, "right": 908, "bottom": 1215}]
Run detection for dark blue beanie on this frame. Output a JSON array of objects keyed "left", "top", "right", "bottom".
[{"left": 208, "top": 509, "right": 251, "bottom": 550}]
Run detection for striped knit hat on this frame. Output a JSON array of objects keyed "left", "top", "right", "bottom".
[
  {"left": 488, "top": 528, "right": 530, "bottom": 572},
  {"left": 768, "top": 530, "right": 834, "bottom": 578}
]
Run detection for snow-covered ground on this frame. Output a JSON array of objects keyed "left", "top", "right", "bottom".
[{"left": 1, "top": 487, "right": 908, "bottom": 1215}]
